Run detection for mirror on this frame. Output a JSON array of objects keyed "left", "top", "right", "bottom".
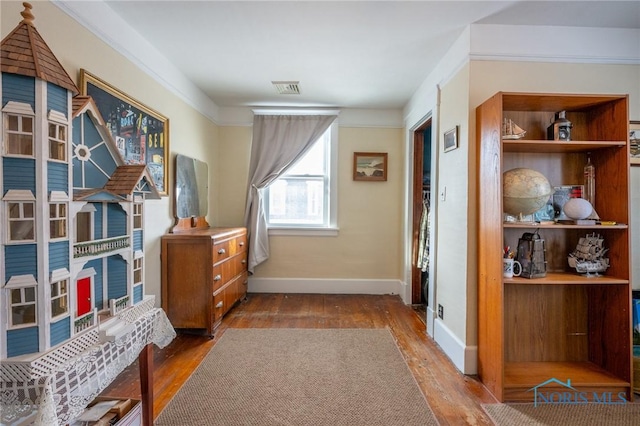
[{"left": 175, "top": 154, "right": 208, "bottom": 219}]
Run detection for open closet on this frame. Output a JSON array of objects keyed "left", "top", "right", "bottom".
[{"left": 412, "top": 120, "right": 432, "bottom": 309}]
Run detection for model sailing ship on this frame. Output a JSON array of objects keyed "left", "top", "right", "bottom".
[
  {"left": 502, "top": 118, "right": 527, "bottom": 139},
  {"left": 568, "top": 233, "right": 609, "bottom": 276}
]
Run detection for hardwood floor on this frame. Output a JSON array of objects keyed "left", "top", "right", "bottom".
[{"left": 101, "top": 293, "right": 498, "bottom": 425}]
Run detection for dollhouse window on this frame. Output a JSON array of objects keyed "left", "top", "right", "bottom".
[
  {"left": 49, "top": 202, "right": 67, "bottom": 239},
  {"left": 8, "top": 201, "right": 35, "bottom": 241},
  {"left": 133, "top": 202, "right": 143, "bottom": 229},
  {"left": 4, "top": 113, "right": 34, "bottom": 156},
  {"left": 50, "top": 279, "right": 69, "bottom": 319},
  {"left": 10, "top": 286, "right": 37, "bottom": 327},
  {"left": 48, "top": 121, "right": 67, "bottom": 161},
  {"left": 133, "top": 257, "right": 143, "bottom": 285}
]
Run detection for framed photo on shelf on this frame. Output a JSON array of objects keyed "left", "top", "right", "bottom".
[
  {"left": 79, "top": 69, "right": 170, "bottom": 195},
  {"left": 353, "top": 152, "right": 388, "bottom": 181},
  {"left": 443, "top": 126, "right": 458, "bottom": 153},
  {"left": 630, "top": 121, "right": 640, "bottom": 166}
]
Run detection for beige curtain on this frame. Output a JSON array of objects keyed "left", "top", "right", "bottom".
[{"left": 243, "top": 114, "right": 337, "bottom": 273}]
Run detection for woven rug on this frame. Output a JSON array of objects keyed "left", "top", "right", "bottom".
[
  {"left": 483, "top": 402, "right": 640, "bottom": 425},
  {"left": 155, "top": 328, "right": 438, "bottom": 425}
]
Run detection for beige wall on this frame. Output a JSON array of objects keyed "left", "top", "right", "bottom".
[
  {"left": 1, "top": 1, "right": 220, "bottom": 304},
  {"left": 435, "top": 65, "right": 472, "bottom": 341},
  {"left": 251, "top": 126, "right": 405, "bottom": 279},
  {"left": 216, "top": 126, "right": 252, "bottom": 227}
]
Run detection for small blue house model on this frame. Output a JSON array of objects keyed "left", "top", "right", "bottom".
[{"left": 1, "top": 3, "right": 159, "bottom": 361}]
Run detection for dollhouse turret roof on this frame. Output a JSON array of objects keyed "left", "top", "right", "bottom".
[{"left": 1, "top": 2, "right": 79, "bottom": 95}]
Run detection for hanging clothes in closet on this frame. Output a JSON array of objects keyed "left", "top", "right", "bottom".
[{"left": 417, "top": 190, "right": 430, "bottom": 272}]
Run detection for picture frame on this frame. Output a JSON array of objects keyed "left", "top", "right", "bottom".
[
  {"left": 630, "top": 121, "right": 640, "bottom": 166},
  {"left": 353, "top": 152, "right": 388, "bottom": 181},
  {"left": 443, "top": 126, "right": 458, "bottom": 153},
  {"left": 79, "top": 69, "right": 170, "bottom": 195}
]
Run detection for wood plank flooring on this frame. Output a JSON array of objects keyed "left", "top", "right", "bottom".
[{"left": 100, "top": 293, "right": 498, "bottom": 425}]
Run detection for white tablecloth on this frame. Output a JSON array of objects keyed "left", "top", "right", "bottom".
[{"left": 1, "top": 307, "right": 176, "bottom": 426}]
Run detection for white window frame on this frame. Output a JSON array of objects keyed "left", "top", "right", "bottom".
[
  {"left": 48, "top": 117, "right": 68, "bottom": 162},
  {"left": 133, "top": 256, "right": 143, "bottom": 285},
  {"left": 264, "top": 121, "right": 338, "bottom": 236},
  {"left": 133, "top": 202, "right": 143, "bottom": 229},
  {"left": 3, "top": 102, "right": 35, "bottom": 158},
  {"left": 8, "top": 286, "right": 38, "bottom": 329},
  {"left": 49, "top": 202, "right": 67, "bottom": 240},
  {"left": 50, "top": 278, "right": 70, "bottom": 320},
  {"left": 7, "top": 201, "right": 36, "bottom": 243}
]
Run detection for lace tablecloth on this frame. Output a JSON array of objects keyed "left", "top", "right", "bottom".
[{"left": 1, "top": 304, "right": 176, "bottom": 426}]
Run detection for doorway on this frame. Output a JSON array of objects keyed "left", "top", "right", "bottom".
[{"left": 411, "top": 119, "right": 432, "bottom": 314}]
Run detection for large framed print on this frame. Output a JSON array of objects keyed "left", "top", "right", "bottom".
[{"left": 79, "top": 69, "right": 169, "bottom": 195}]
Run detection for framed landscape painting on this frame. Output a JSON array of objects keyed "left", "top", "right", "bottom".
[
  {"left": 353, "top": 152, "right": 388, "bottom": 181},
  {"left": 79, "top": 69, "right": 169, "bottom": 195}
]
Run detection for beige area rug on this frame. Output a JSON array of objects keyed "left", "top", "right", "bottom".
[
  {"left": 155, "top": 328, "right": 438, "bottom": 425},
  {"left": 483, "top": 402, "right": 640, "bottom": 425}
]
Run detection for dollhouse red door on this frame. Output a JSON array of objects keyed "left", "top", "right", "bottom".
[{"left": 76, "top": 277, "right": 92, "bottom": 316}]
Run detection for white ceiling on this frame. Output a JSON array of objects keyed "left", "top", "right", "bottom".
[{"left": 100, "top": 1, "right": 640, "bottom": 110}]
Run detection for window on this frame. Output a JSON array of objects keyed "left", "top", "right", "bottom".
[
  {"left": 49, "top": 121, "right": 67, "bottom": 161},
  {"left": 50, "top": 202, "right": 67, "bottom": 239},
  {"left": 133, "top": 257, "right": 143, "bottom": 285},
  {"left": 51, "top": 279, "right": 69, "bottom": 318},
  {"left": 10, "top": 287, "right": 37, "bottom": 327},
  {"left": 265, "top": 124, "right": 337, "bottom": 231},
  {"left": 4, "top": 113, "right": 33, "bottom": 156},
  {"left": 8, "top": 201, "right": 35, "bottom": 241},
  {"left": 133, "top": 203, "right": 143, "bottom": 229}
]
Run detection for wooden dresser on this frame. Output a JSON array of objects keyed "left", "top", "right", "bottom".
[{"left": 161, "top": 227, "right": 248, "bottom": 336}]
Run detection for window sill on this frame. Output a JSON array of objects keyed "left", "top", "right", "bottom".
[{"left": 268, "top": 227, "right": 339, "bottom": 237}]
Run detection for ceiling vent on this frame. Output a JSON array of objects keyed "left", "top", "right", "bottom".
[{"left": 272, "top": 81, "right": 301, "bottom": 95}]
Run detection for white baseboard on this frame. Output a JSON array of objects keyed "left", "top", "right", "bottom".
[
  {"left": 248, "top": 277, "right": 403, "bottom": 295},
  {"left": 426, "top": 306, "right": 436, "bottom": 337},
  {"left": 433, "top": 318, "right": 478, "bottom": 375}
]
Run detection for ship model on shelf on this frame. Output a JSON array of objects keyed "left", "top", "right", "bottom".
[
  {"left": 502, "top": 118, "right": 526, "bottom": 139},
  {"left": 568, "top": 233, "right": 609, "bottom": 277}
]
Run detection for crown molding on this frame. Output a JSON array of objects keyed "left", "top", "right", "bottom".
[{"left": 52, "top": 0, "right": 220, "bottom": 124}]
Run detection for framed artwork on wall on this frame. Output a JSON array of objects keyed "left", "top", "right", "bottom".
[
  {"left": 630, "top": 121, "right": 640, "bottom": 166},
  {"left": 353, "top": 152, "right": 388, "bottom": 181},
  {"left": 443, "top": 126, "right": 458, "bottom": 153},
  {"left": 79, "top": 69, "right": 170, "bottom": 195}
]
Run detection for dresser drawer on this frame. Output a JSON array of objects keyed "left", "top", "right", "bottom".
[
  {"left": 213, "top": 291, "right": 225, "bottom": 322},
  {"left": 212, "top": 234, "right": 247, "bottom": 263},
  {"left": 212, "top": 253, "right": 248, "bottom": 292}
]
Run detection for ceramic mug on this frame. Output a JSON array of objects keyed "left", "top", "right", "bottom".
[{"left": 503, "top": 258, "right": 522, "bottom": 278}]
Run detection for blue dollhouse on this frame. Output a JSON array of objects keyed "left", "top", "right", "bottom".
[{"left": 1, "top": 3, "right": 159, "bottom": 361}]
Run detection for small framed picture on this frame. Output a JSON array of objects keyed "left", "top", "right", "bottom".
[
  {"left": 353, "top": 152, "right": 388, "bottom": 181},
  {"left": 630, "top": 121, "right": 640, "bottom": 166},
  {"left": 444, "top": 126, "right": 459, "bottom": 153}
]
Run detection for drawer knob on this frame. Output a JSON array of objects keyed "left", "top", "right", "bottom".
[
  {"left": 218, "top": 248, "right": 226, "bottom": 255},
  {"left": 214, "top": 274, "right": 222, "bottom": 281},
  {"left": 239, "top": 241, "right": 245, "bottom": 246},
  {"left": 241, "top": 260, "right": 246, "bottom": 264},
  {"left": 215, "top": 301, "right": 224, "bottom": 308}
]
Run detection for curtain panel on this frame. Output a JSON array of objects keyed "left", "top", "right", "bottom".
[{"left": 243, "top": 114, "right": 337, "bottom": 273}]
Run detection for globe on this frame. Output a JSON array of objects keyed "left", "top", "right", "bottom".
[{"left": 503, "top": 168, "right": 552, "bottom": 216}]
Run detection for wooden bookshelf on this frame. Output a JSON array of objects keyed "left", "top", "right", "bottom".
[{"left": 476, "top": 92, "right": 632, "bottom": 402}]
